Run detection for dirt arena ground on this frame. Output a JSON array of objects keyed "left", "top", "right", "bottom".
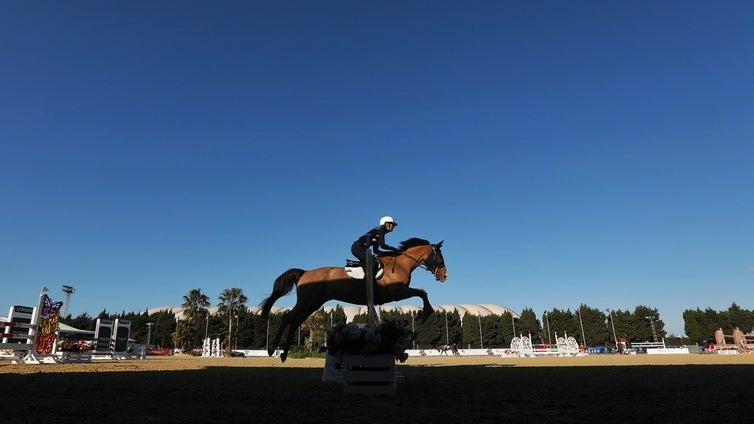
[{"left": 2, "top": 353, "right": 753, "bottom": 423}]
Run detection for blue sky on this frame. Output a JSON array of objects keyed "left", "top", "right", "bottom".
[{"left": 2, "top": 2, "right": 753, "bottom": 336}]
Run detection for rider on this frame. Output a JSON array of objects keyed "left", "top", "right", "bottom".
[{"left": 351, "top": 216, "right": 400, "bottom": 277}]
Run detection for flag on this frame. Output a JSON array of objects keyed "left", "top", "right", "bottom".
[
  {"left": 477, "top": 310, "right": 481, "bottom": 317},
  {"left": 605, "top": 308, "right": 612, "bottom": 314}
]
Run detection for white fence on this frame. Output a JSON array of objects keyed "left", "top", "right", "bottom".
[
  {"left": 631, "top": 340, "right": 689, "bottom": 354},
  {"left": 232, "top": 348, "right": 507, "bottom": 357}
]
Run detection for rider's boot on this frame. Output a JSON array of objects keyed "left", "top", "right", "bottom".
[{"left": 371, "top": 258, "right": 382, "bottom": 280}]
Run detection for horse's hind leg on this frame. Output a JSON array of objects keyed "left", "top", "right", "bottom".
[
  {"left": 269, "top": 311, "right": 292, "bottom": 357},
  {"left": 280, "top": 302, "right": 321, "bottom": 362}
]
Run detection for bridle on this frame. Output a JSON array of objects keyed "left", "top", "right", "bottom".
[{"left": 403, "top": 245, "right": 446, "bottom": 276}]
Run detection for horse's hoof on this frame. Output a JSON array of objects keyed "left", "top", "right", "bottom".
[
  {"left": 267, "top": 349, "right": 275, "bottom": 357},
  {"left": 418, "top": 309, "right": 434, "bottom": 322},
  {"left": 280, "top": 352, "right": 288, "bottom": 363}
]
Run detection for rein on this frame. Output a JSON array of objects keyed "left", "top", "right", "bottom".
[{"left": 403, "top": 246, "right": 443, "bottom": 275}]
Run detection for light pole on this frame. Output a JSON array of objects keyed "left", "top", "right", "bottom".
[
  {"left": 544, "top": 311, "right": 552, "bottom": 344},
  {"left": 235, "top": 315, "right": 239, "bottom": 350},
  {"left": 266, "top": 319, "right": 270, "bottom": 353},
  {"left": 577, "top": 308, "right": 587, "bottom": 350},
  {"left": 444, "top": 311, "right": 449, "bottom": 345},
  {"left": 607, "top": 309, "right": 618, "bottom": 351},
  {"left": 62, "top": 285, "right": 75, "bottom": 318},
  {"left": 645, "top": 316, "right": 658, "bottom": 342},
  {"left": 411, "top": 312, "right": 416, "bottom": 349},
  {"left": 477, "top": 311, "right": 483, "bottom": 349},
  {"left": 146, "top": 323, "right": 154, "bottom": 346},
  {"left": 554, "top": 331, "right": 559, "bottom": 351}
]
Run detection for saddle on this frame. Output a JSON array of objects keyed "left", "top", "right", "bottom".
[{"left": 344, "top": 259, "right": 384, "bottom": 280}]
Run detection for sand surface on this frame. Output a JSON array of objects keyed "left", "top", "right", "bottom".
[{"left": 2, "top": 353, "right": 753, "bottom": 423}]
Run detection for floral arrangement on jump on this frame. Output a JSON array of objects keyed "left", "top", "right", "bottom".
[
  {"left": 324, "top": 320, "right": 412, "bottom": 363},
  {"left": 57, "top": 340, "right": 94, "bottom": 352}
]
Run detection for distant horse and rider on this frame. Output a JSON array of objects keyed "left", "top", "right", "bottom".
[
  {"left": 261, "top": 236, "right": 448, "bottom": 362},
  {"left": 437, "top": 343, "right": 460, "bottom": 356}
]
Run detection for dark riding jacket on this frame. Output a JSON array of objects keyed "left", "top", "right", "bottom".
[{"left": 351, "top": 225, "right": 398, "bottom": 261}]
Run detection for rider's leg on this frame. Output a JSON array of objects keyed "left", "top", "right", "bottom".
[
  {"left": 370, "top": 254, "right": 379, "bottom": 278},
  {"left": 351, "top": 243, "right": 372, "bottom": 276},
  {"left": 351, "top": 242, "right": 366, "bottom": 262}
]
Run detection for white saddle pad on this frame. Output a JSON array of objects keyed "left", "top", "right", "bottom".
[{"left": 345, "top": 266, "right": 384, "bottom": 280}]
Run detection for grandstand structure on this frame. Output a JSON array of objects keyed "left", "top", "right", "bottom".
[{"left": 149, "top": 303, "right": 520, "bottom": 322}]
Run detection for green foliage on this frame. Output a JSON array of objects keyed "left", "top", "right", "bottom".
[
  {"left": 303, "top": 308, "right": 328, "bottom": 351},
  {"left": 181, "top": 289, "right": 210, "bottom": 322},
  {"left": 379, "top": 309, "right": 410, "bottom": 327},
  {"left": 482, "top": 313, "right": 509, "bottom": 347},
  {"left": 217, "top": 288, "right": 248, "bottom": 351},
  {"left": 415, "top": 310, "right": 461, "bottom": 348},
  {"left": 683, "top": 303, "right": 754, "bottom": 342},
  {"left": 330, "top": 305, "right": 347, "bottom": 324},
  {"left": 543, "top": 309, "right": 575, "bottom": 344},
  {"left": 286, "top": 345, "right": 326, "bottom": 359},
  {"left": 63, "top": 312, "right": 96, "bottom": 332},
  {"left": 60, "top": 309, "right": 180, "bottom": 348},
  {"left": 517, "top": 308, "right": 542, "bottom": 343},
  {"left": 172, "top": 319, "right": 195, "bottom": 349},
  {"left": 576, "top": 305, "right": 611, "bottom": 347},
  {"left": 351, "top": 312, "right": 368, "bottom": 324},
  {"left": 178, "top": 288, "right": 211, "bottom": 348}
]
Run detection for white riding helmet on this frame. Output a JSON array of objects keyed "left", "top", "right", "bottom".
[{"left": 379, "top": 216, "right": 398, "bottom": 226}]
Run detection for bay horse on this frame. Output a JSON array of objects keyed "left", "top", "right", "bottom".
[
  {"left": 260, "top": 238, "right": 447, "bottom": 362},
  {"left": 437, "top": 343, "right": 460, "bottom": 356}
]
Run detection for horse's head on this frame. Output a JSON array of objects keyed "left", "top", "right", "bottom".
[
  {"left": 398, "top": 238, "right": 448, "bottom": 282},
  {"left": 427, "top": 240, "right": 447, "bottom": 282}
]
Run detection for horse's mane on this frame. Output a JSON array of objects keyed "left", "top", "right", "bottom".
[{"left": 398, "top": 238, "right": 431, "bottom": 250}]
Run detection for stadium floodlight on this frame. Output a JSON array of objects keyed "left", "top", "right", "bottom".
[{"left": 62, "top": 285, "right": 75, "bottom": 317}]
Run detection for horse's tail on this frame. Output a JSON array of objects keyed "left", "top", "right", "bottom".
[{"left": 260, "top": 268, "right": 305, "bottom": 320}]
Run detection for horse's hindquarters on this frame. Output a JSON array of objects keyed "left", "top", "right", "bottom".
[{"left": 296, "top": 267, "right": 349, "bottom": 286}]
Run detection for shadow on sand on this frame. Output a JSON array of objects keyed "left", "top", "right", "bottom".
[{"left": 2, "top": 365, "right": 751, "bottom": 423}]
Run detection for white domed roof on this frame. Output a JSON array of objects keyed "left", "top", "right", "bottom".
[{"left": 161, "top": 304, "right": 519, "bottom": 323}]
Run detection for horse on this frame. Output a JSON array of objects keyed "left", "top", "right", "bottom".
[
  {"left": 260, "top": 237, "right": 447, "bottom": 362},
  {"left": 437, "top": 343, "right": 460, "bottom": 356}
]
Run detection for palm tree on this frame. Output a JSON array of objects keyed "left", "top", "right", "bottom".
[
  {"left": 180, "top": 289, "right": 210, "bottom": 347},
  {"left": 218, "top": 288, "right": 248, "bottom": 352},
  {"left": 172, "top": 319, "right": 195, "bottom": 351},
  {"left": 303, "top": 308, "right": 328, "bottom": 351},
  {"left": 182, "top": 289, "right": 210, "bottom": 321}
]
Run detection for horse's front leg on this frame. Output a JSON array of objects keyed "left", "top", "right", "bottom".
[
  {"left": 384, "top": 286, "right": 433, "bottom": 321},
  {"left": 409, "top": 287, "right": 433, "bottom": 321}
]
